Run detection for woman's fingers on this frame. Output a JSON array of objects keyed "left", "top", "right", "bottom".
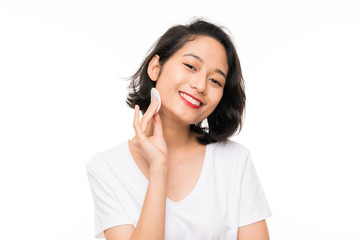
[
  {"left": 140, "top": 99, "right": 159, "bottom": 133},
  {"left": 152, "top": 112, "right": 164, "bottom": 137},
  {"left": 133, "top": 105, "right": 145, "bottom": 139}
]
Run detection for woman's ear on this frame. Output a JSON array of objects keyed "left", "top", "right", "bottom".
[{"left": 147, "top": 55, "right": 161, "bottom": 81}]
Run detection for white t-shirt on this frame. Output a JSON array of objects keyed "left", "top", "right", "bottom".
[{"left": 86, "top": 140, "right": 272, "bottom": 239}]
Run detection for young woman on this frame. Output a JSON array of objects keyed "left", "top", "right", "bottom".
[{"left": 86, "top": 19, "right": 272, "bottom": 240}]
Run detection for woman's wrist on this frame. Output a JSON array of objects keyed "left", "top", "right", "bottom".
[{"left": 149, "top": 162, "right": 168, "bottom": 176}]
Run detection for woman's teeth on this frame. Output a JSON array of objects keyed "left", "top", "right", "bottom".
[{"left": 180, "top": 92, "right": 201, "bottom": 106}]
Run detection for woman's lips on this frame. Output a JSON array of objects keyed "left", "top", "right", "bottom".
[{"left": 179, "top": 91, "right": 203, "bottom": 109}]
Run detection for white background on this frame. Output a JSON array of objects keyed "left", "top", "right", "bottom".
[{"left": 1, "top": 0, "right": 359, "bottom": 239}]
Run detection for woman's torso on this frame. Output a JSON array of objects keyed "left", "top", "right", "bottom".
[{"left": 128, "top": 139, "right": 206, "bottom": 203}]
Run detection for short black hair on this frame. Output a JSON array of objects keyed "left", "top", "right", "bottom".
[{"left": 126, "top": 18, "right": 246, "bottom": 145}]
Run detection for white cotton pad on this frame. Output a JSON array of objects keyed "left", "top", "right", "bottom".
[{"left": 151, "top": 88, "right": 161, "bottom": 114}]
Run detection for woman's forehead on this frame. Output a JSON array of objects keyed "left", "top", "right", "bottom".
[{"left": 173, "top": 36, "right": 228, "bottom": 72}]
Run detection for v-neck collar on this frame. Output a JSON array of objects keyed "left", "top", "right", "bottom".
[{"left": 125, "top": 140, "right": 213, "bottom": 207}]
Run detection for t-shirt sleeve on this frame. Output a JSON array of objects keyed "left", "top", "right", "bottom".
[
  {"left": 237, "top": 150, "right": 272, "bottom": 228},
  {"left": 86, "top": 159, "right": 133, "bottom": 239}
]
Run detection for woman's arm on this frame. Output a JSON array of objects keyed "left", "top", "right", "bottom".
[
  {"left": 105, "top": 100, "right": 168, "bottom": 240},
  {"left": 237, "top": 220, "right": 270, "bottom": 240},
  {"left": 129, "top": 165, "right": 168, "bottom": 239}
]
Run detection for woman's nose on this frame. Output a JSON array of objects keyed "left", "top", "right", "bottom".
[{"left": 189, "top": 75, "right": 207, "bottom": 94}]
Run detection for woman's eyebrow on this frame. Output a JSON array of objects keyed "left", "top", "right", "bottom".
[
  {"left": 215, "top": 69, "right": 227, "bottom": 79},
  {"left": 183, "top": 53, "right": 227, "bottom": 79},
  {"left": 183, "top": 53, "right": 204, "bottom": 63}
]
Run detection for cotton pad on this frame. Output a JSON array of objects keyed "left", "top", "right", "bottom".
[{"left": 151, "top": 88, "right": 161, "bottom": 114}]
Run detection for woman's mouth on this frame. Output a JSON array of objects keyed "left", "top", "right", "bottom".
[{"left": 179, "top": 91, "right": 203, "bottom": 109}]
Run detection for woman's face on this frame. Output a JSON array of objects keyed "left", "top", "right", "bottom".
[{"left": 150, "top": 35, "right": 228, "bottom": 125}]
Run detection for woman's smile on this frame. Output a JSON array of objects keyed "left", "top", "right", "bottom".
[{"left": 179, "top": 91, "right": 204, "bottom": 109}]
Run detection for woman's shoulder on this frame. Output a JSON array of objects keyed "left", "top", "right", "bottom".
[
  {"left": 86, "top": 141, "right": 130, "bottom": 171},
  {"left": 208, "top": 140, "right": 251, "bottom": 168},
  {"left": 208, "top": 140, "right": 252, "bottom": 178},
  {"left": 211, "top": 139, "right": 250, "bottom": 156}
]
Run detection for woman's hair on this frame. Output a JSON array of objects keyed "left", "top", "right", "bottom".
[{"left": 126, "top": 18, "right": 246, "bottom": 145}]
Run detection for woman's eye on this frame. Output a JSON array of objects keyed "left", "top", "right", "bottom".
[
  {"left": 184, "top": 63, "right": 196, "bottom": 71},
  {"left": 210, "top": 78, "right": 222, "bottom": 87}
]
